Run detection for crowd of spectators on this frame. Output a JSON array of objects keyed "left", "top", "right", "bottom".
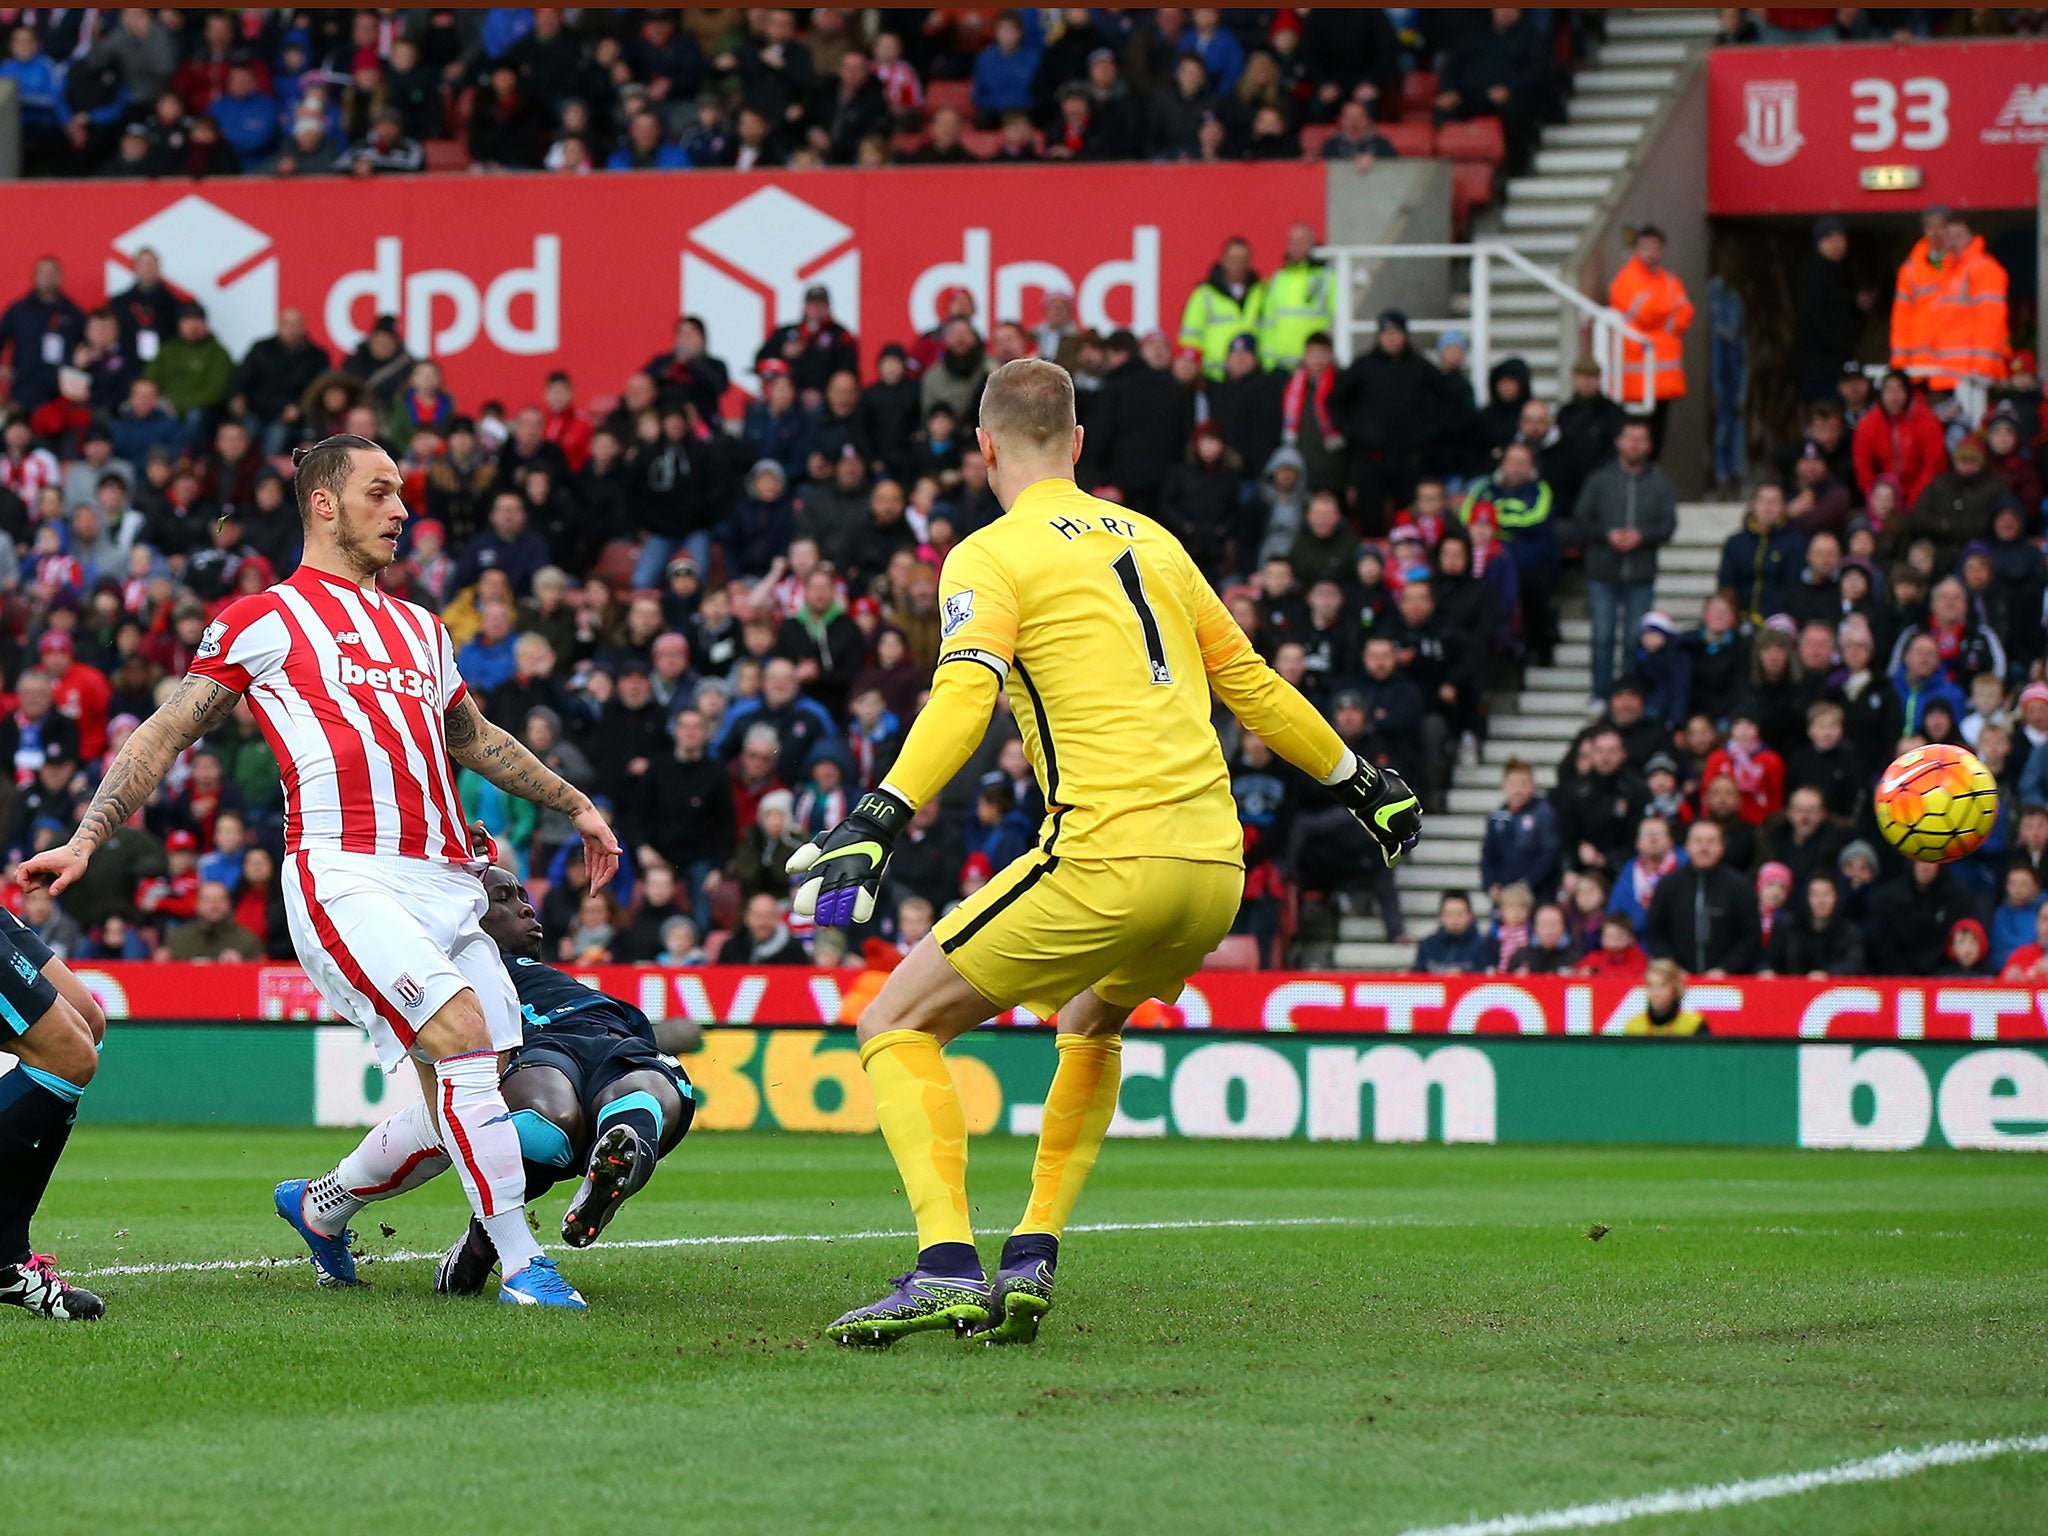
[
  {"left": 0, "top": 7, "right": 1579, "bottom": 180},
  {"left": 1408, "top": 331, "right": 2048, "bottom": 979},
  {"left": 0, "top": 181, "right": 1653, "bottom": 973}
]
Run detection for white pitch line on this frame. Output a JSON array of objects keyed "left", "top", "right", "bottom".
[
  {"left": 1397, "top": 1435, "right": 2048, "bottom": 1536},
  {"left": 70, "top": 1213, "right": 1381, "bottom": 1280}
]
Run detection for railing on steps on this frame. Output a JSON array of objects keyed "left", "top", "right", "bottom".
[{"left": 1318, "top": 240, "right": 1656, "bottom": 411}]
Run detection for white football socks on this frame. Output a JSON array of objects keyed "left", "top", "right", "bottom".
[
  {"left": 432, "top": 1050, "right": 543, "bottom": 1277},
  {"left": 305, "top": 1100, "right": 451, "bottom": 1236}
]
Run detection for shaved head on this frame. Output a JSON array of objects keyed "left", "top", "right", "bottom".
[{"left": 977, "top": 358, "right": 1076, "bottom": 452}]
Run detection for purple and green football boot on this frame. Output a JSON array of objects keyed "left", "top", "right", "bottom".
[
  {"left": 826, "top": 1245, "right": 991, "bottom": 1347},
  {"left": 972, "top": 1234, "right": 1057, "bottom": 1346}
]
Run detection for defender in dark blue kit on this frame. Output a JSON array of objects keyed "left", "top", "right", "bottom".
[
  {"left": 0, "top": 904, "right": 111, "bottom": 1320},
  {"left": 434, "top": 867, "right": 696, "bottom": 1295}
]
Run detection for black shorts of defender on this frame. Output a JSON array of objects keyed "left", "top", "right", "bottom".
[
  {"left": 0, "top": 918, "right": 61, "bottom": 1043},
  {"left": 508, "top": 1029, "right": 689, "bottom": 1117}
]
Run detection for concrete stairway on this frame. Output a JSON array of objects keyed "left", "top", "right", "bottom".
[
  {"left": 1456, "top": 8, "right": 1719, "bottom": 400},
  {"left": 1331, "top": 501, "right": 1740, "bottom": 967}
]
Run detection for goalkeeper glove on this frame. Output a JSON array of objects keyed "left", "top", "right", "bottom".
[
  {"left": 1332, "top": 757, "right": 1423, "bottom": 868},
  {"left": 788, "top": 788, "right": 912, "bottom": 927}
]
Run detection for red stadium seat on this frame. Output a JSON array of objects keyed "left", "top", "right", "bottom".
[
  {"left": 959, "top": 128, "right": 1003, "bottom": 160},
  {"left": 1381, "top": 120, "right": 1436, "bottom": 159},
  {"left": 423, "top": 138, "right": 471, "bottom": 173},
  {"left": 1299, "top": 123, "right": 1336, "bottom": 159},
  {"left": 889, "top": 129, "right": 928, "bottom": 160},
  {"left": 1402, "top": 70, "right": 1439, "bottom": 116},
  {"left": 1451, "top": 160, "right": 1497, "bottom": 234},
  {"left": 1202, "top": 935, "right": 1264, "bottom": 971},
  {"left": 924, "top": 79, "right": 974, "bottom": 118},
  {"left": 1436, "top": 116, "right": 1505, "bottom": 167}
]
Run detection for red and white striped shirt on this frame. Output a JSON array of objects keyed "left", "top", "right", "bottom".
[{"left": 187, "top": 565, "right": 473, "bottom": 863}]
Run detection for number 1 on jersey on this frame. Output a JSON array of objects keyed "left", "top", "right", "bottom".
[{"left": 1110, "top": 547, "right": 1172, "bottom": 685}]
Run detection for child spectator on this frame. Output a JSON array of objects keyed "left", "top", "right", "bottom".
[
  {"left": 1991, "top": 862, "right": 2044, "bottom": 970},
  {"left": 1623, "top": 959, "right": 1709, "bottom": 1036},
  {"left": 1633, "top": 611, "right": 1691, "bottom": 729},
  {"left": 1575, "top": 912, "right": 1648, "bottom": 978},
  {"left": 657, "top": 915, "right": 706, "bottom": 967},
  {"left": 1701, "top": 715, "right": 1784, "bottom": 826},
  {"left": 1755, "top": 861, "right": 1793, "bottom": 948},
  {"left": 1479, "top": 758, "right": 1559, "bottom": 899},
  {"left": 1415, "top": 890, "right": 1497, "bottom": 974},
  {"left": 1562, "top": 868, "right": 1610, "bottom": 954},
  {"left": 1944, "top": 917, "right": 1994, "bottom": 978},
  {"left": 1642, "top": 753, "right": 1691, "bottom": 831},
  {"left": 1488, "top": 882, "right": 1535, "bottom": 974}
]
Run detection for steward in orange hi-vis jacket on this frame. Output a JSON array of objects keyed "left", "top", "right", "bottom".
[{"left": 1609, "top": 226, "right": 1693, "bottom": 404}]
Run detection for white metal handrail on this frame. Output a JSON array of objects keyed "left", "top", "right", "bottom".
[{"left": 1315, "top": 240, "right": 1656, "bottom": 413}]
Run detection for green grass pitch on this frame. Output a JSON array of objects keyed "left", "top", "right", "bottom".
[{"left": 5, "top": 1128, "right": 2047, "bottom": 1535}]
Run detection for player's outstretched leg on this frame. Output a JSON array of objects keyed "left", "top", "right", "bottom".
[
  {"left": 418, "top": 995, "right": 585, "bottom": 1311},
  {"left": 277, "top": 1100, "right": 450, "bottom": 1287},
  {"left": 976, "top": 989, "right": 1132, "bottom": 1346},
  {"left": 0, "top": 996, "right": 104, "bottom": 1322},
  {"left": 827, "top": 941, "right": 996, "bottom": 1347},
  {"left": 562, "top": 1071, "right": 687, "bottom": 1248}
]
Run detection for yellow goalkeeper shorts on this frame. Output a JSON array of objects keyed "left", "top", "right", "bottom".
[{"left": 932, "top": 853, "right": 1243, "bottom": 1022}]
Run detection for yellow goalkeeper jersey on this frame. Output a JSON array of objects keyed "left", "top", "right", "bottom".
[{"left": 924, "top": 478, "right": 1348, "bottom": 866}]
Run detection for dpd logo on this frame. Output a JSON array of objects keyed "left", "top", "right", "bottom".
[{"left": 680, "top": 187, "right": 860, "bottom": 393}]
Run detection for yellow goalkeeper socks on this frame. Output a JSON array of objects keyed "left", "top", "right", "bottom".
[
  {"left": 860, "top": 1028, "right": 974, "bottom": 1251},
  {"left": 1017, "top": 1034, "right": 1123, "bottom": 1239}
]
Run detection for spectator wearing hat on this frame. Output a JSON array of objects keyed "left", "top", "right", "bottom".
[
  {"left": 7, "top": 719, "right": 85, "bottom": 846},
  {"left": 1462, "top": 440, "right": 1559, "bottom": 665},
  {"left": 1631, "top": 610, "right": 1691, "bottom": 729},
  {"left": 1572, "top": 417, "right": 1676, "bottom": 704},
  {"left": 135, "top": 827, "right": 203, "bottom": 924},
  {"left": 1774, "top": 398, "right": 1858, "bottom": 503},
  {"left": 35, "top": 627, "right": 110, "bottom": 764},
  {"left": 1782, "top": 438, "right": 1854, "bottom": 540},
  {"left": 1608, "top": 225, "right": 1693, "bottom": 451},
  {"left": 757, "top": 284, "right": 858, "bottom": 401},
  {"left": 1333, "top": 309, "right": 1460, "bottom": 536},
  {"left": 1791, "top": 216, "right": 1877, "bottom": 402},
  {"left": 1890, "top": 432, "right": 2018, "bottom": 571},
  {"left": 338, "top": 107, "right": 425, "bottom": 175},
  {"left": 1554, "top": 354, "right": 1627, "bottom": 493},
  {"left": 2014, "top": 684, "right": 2048, "bottom": 807},
  {"left": 1981, "top": 404, "right": 2041, "bottom": 513},
  {"left": 718, "top": 460, "right": 798, "bottom": 582}
]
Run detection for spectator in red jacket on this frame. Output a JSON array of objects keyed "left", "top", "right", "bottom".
[
  {"left": 1853, "top": 370, "right": 1948, "bottom": 508},
  {"left": 35, "top": 628, "right": 110, "bottom": 763},
  {"left": 1700, "top": 714, "right": 1785, "bottom": 826},
  {"left": 542, "top": 370, "right": 593, "bottom": 472},
  {"left": 1575, "top": 912, "right": 1648, "bottom": 978}
]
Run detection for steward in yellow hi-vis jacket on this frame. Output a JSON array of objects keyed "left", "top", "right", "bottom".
[{"left": 790, "top": 357, "right": 1424, "bottom": 1349}]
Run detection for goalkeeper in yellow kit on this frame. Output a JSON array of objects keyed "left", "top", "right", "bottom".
[{"left": 791, "top": 359, "right": 1421, "bottom": 1347}]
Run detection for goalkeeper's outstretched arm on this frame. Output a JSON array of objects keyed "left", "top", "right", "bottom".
[{"left": 1181, "top": 558, "right": 1422, "bottom": 863}]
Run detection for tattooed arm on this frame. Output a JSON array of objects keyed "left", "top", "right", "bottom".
[
  {"left": 444, "top": 694, "right": 623, "bottom": 890},
  {"left": 19, "top": 674, "right": 243, "bottom": 893}
]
